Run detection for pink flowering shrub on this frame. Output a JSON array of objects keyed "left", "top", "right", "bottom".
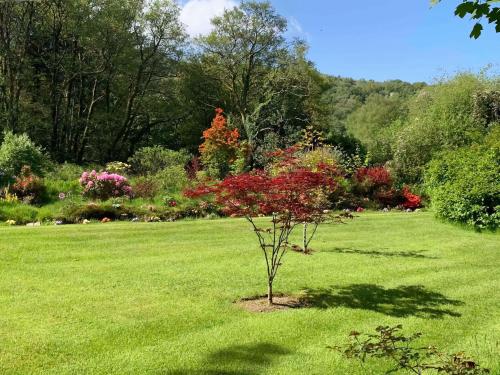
[{"left": 79, "top": 170, "right": 132, "bottom": 200}]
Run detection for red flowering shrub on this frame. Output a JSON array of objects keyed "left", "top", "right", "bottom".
[
  {"left": 185, "top": 166, "right": 342, "bottom": 304},
  {"left": 199, "top": 108, "right": 241, "bottom": 178},
  {"left": 353, "top": 166, "right": 404, "bottom": 208},
  {"left": 373, "top": 188, "right": 403, "bottom": 207},
  {"left": 402, "top": 186, "right": 422, "bottom": 209},
  {"left": 10, "top": 165, "right": 46, "bottom": 204},
  {"left": 355, "top": 166, "right": 392, "bottom": 187}
]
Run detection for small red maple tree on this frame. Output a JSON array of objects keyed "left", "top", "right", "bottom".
[{"left": 185, "top": 165, "right": 343, "bottom": 305}]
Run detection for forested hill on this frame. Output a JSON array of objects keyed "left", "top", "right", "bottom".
[{"left": 320, "top": 76, "right": 426, "bottom": 153}]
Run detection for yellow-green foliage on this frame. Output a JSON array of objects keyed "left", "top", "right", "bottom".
[
  {"left": 392, "top": 74, "right": 497, "bottom": 183},
  {"left": 425, "top": 126, "right": 500, "bottom": 229}
]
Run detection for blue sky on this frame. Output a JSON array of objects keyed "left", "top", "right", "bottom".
[{"left": 179, "top": 0, "right": 500, "bottom": 82}]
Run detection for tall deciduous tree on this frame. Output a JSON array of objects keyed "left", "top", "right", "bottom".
[
  {"left": 0, "top": 0, "right": 36, "bottom": 132},
  {"left": 197, "top": 1, "right": 287, "bottom": 145},
  {"left": 0, "top": 0, "right": 186, "bottom": 163}
]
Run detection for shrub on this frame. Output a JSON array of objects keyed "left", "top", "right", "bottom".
[
  {"left": 44, "top": 163, "right": 83, "bottom": 202},
  {"left": 79, "top": 170, "right": 133, "bottom": 200},
  {"left": 60, "top": 202, "right": 137, "bottom": 223},
  {"left": 105, "top": 161, "right": 131, "bottom": 174},
  {"left": 332, "top": 325, "right": 490, "bottom": 374},
  {"left": 128, "top": 146, "right": 190, "bottom": 175},
  {"left": 199, "top": 108, "right": 241, "bottom": 178},
  {"left": 373, "top": 188, "right": 403, "bottom": 208},
  {"left": 425, "top": 140, "right": 499, "bottom": 230},
  {"left": 10, "top": 166, "right": 47, "bottom": 204},
  {"left": 132, "top": 176, "right": 160, "bottom": 199},
  {"left": 401, "top": 186, "right": 422, "bottom": 209},
  {"left": 155, "top": 165, "right": 190, "bottom": 193},
  {"left": 186, "top": 156, "right": 202, "bottom": 179},
  {"left": 0, "top": 201, "right": 38, "bottom": 224},
  {"left": 298, "top": 147, "right": 343, "bottom": 171},
  {"left": 355, "top": 166, "right": 392, "bottom": 187},
  {"left": 392, "top": 74, "right": 490, "bottom": 183},
  {"left": 0, "top": 131, "right": 49, "bottom": 184},
  {"left": 352, "top": 166, "right": 395, "bottom": 207}
]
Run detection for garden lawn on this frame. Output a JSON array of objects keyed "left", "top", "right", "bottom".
[{"left": 0, "top": 212, "right": 499, "bottom": 374}]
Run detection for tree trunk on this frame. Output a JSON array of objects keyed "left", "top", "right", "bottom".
[
  {"left": 267, "top": 281, "right": 273, "bottom": 305},
  {"left": 303, "top": 223, "right": 308, "bottom": 253}
]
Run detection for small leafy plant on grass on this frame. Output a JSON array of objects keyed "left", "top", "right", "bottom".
[
  {"left": 186, "top": 165, "right": 341, "bottom": 305},
  {"left": 331, "top": 325, "right": 490, "bottom": 374}
]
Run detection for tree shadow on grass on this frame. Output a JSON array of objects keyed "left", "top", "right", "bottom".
[
  {"left": 169, "top": 343, "right": 291, "bottom": 375},
  {"left": 301, "top": 284, "right": 463, "bottom": 319},
  {"left": 322, "top": 247, "right": 436, "bottom": 259}
]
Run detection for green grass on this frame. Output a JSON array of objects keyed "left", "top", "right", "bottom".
[{"left": 0, "top": 212, "right": 498, "bottom": 374}]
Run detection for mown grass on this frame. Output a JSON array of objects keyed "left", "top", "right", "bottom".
[{"left": 0, "top": 212, "right": 498, "bottom": 374}]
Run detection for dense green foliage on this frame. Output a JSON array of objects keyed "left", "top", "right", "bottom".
[
  {"left": 0, "top": 0, "right": 324, "bottom": 165},
  {"left": 0, "top": 213, "right": 498, "bottom": 373},
  {"left": 127, "top": 146, "right": 191, "bottom": 175},
  {"left": 391, "top": 74, "right": 496, "bottom": 183},
  {"left": 425, "top": 128, "right": 500, "bottom": 229},
  {"left": 346, "top": 94, "right": 406, "bottom": 163},
  {"left": 0, "top": 132, "right": 48, "bottom": 183},
  {"left": 320, "top": 77, "right": 424, "bottom": 154},
  {"left": 0, "top": 0, "right": 498, "bottom": 228}
]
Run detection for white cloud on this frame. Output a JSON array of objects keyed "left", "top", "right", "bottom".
[
  {"left": 180, "top": 0, "right": 237, "bottom": 38},
  {"left": 286, "top": 16, "right": 310, "bottom": 42}
]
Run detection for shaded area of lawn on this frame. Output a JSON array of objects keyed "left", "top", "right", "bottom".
[
  {"left": 323, "top": 247, "right": 435, "bottom": 259},
  {"left": 302, "top": 284, "right": 463, "bottom": 318},
  {"left": 171, "top": 343, "right": 292, "bottom": 375}
]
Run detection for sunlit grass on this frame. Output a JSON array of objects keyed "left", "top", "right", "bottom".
[{"left": 0, "top": 212, "right": 498, "bottom": 374}]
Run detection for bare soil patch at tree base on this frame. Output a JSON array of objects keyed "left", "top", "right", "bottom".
[{"left": 236, "top": 294, "right": 308, "bottom": 313}]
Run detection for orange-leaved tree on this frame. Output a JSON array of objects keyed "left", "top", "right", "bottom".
[{"left": 199, "top": 108, "right": 243, "bottom": 178}]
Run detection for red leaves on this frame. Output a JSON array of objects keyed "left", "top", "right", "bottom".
[
  {"left": 185, "top": 168, "right": 336, "bottom": 223},
  {"left": 352, "top": 166, "right": 422, "bottom": 209},
  {"left": 402, "top": 186, "right": 422, "bottom": 209},
  {"left": 356, "top": 166, "right": 392, "bottom": 186}
]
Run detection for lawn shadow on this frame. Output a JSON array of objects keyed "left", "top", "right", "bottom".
[
  {"left": 301, "top": 284, "right": 463, "bottom": 319},
  {"left": 169, "top": 343, "right": 291, "bottom": 375},
  {"left": 322, "top": 247, "right": 436, "bottom": 259}
]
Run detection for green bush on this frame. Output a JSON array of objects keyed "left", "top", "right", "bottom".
[
  {"left": 392, "top": 74, "right": 493, "bottom": 183},
  {"left": 60, "top": 202, "right": 139, "bottom": 223},
  {"left": 155, "top": 165, "right": 190, "bottom": 193},
  {"left": 0, "top": 201, "right": 39, "bottom": 224},
  {"left": 43, "top": 163, "right": 83, "bottom": 203},
  {"left": 0, "top": 132, "right": 49, "bottom": 184},
  {"left": 128, "top": 146, "right": 191, "bottom": 175},
  {"left": 425, "top": 132, "right": 499, "bottom": 229}
]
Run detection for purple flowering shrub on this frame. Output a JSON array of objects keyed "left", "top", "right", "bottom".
[{"left": 79, "top": 170, "right": 133, "bottom": 200}]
